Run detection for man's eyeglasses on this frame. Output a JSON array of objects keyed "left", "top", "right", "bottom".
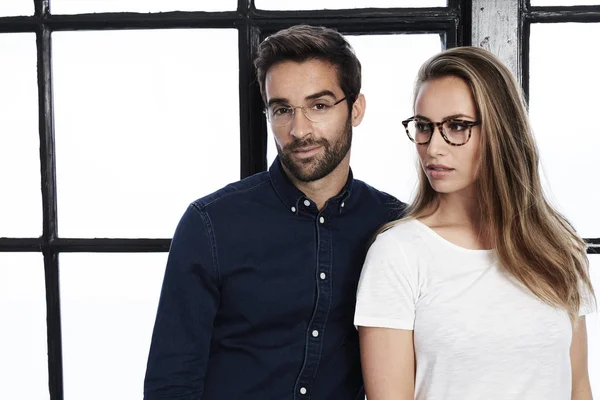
[
  {"left": 402, "top": 116, "right": 481, "bottom": 146},
  {"left": 265, "top": 97, "right": 349, "bottom": 127}
]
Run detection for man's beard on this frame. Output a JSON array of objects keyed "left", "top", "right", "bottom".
[{"left": 276, "top": 117, "right": 352, "bottom": 183}]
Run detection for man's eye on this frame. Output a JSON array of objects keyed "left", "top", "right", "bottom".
[
  {"left": 312, "top": 103, "right": 331, "bottom": 111},
  {"left": 273, "top": 107, "right": 292, "bottom": 116}
]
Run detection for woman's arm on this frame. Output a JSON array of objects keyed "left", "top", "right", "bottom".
[
  {"left": 359, "top": 326, "right": 415, "bottom": 400},
  {"left": 571, "top": 316, "right": 593, "bottom": 400}
]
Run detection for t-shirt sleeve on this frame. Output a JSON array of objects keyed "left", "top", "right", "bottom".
[{"left": 354, "top": 230, "right": 419, "bottom": 330}]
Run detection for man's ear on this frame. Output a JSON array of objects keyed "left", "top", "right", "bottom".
[{"left": 351, "top": 93, "right": 366, "bottom": 127}]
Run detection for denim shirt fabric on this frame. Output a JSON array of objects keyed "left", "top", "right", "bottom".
[{"left": 144, "top": 158, "right": 405, "bottom": 399}]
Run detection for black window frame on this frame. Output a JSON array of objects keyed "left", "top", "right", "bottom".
[{"left": 520, "top": 0, "right": 600, "bottom": 255}]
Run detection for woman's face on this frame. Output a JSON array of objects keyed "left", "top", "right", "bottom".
[{"left": 414, "top": 76, "right": 481, "bottom": 198}]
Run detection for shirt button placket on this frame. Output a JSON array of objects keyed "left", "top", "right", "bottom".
[{"left": 296, "top": 211, "right": 330, "bottom": 398}]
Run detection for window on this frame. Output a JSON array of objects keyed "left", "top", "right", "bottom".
[
  {"left": 529, "top": 23, "right": 600, "bottom": 238},
  {"left": 0, "top": 253, "right": 48, "bottom": 400},
  {"left": 51, "top": 0, "right": 238, "bottom": 14},
  {"left": 522, "top": 0, "right": 600, "bottom": 393},
  {"left": 255, "top": 0, "right": 446, "bottom": 9},
  {"left": 2, "top": 0, "right": 598, "bottom": 398},
  {"left": 0, "top": 33, "right": 41, "bottom": 238},
  {"left": 60, "top": 253, "right": 167, "bottom": 399},
  {"left": 52, "top": 29, "right": 239, "bottom": 238},
  {"left": 0, "top": 1, "right": 467, "bottom": 398}
]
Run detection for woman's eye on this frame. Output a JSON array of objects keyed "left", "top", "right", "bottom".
[
  {"left": 448, "top": 121, "right": 468, "bottom": 131},
  {"left": 415, "top": 122, "right": 430, "bottom": 132}
]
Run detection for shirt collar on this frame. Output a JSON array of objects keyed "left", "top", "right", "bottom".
[{"left": 269, "top": 156, "right": 354, "bottom": 214}]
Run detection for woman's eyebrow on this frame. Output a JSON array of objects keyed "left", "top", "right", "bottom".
[
  {"left": 443, "top": 113, "right": 476, "bottom": 120},
  {"left": 414, "top": 113, "right": 476, "bottom": 121}
]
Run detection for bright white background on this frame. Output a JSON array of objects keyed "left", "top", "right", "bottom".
[
  {"left": 52, "top": 29, "right": 240, "bottom": 239},
  {"left": 0, "top": 253, "right": 48, "bottom": 400},
  {"left": 51, "top": 0, "right": 238, "bottom": 14},
  {"left": 0, "top": 33, "right": 41, "bottom": 238},
  {"left": 0, "top": 1, "right": 599, "bottom": 399},
  {"left": 59, "top": 253, "right": 167, "bottom": 400},
  {"left": 529, "top": 22, "right": 600, "bottom": 394},
  {"left": 255, "top": 0, "right": 445, "bottom": 9}
]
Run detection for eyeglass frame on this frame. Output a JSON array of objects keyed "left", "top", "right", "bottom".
[
  {"left": 401, "top": 116, "right": 481, "bottom": 147},
  {"left": 263, "top": 96, "right": 350, "bottom": 127}
]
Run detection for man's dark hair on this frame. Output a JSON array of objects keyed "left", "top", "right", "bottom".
[{"left": 254, "top": 25, "right": 361, "bottom": 109}]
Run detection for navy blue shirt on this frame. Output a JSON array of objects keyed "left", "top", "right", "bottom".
[{"left": 144, "top": 158, "right": 404, "bottom": 399}]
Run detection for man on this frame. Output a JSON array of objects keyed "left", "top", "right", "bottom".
[{"left": 144, "top": 25, "right": 405, "bottom": 399}]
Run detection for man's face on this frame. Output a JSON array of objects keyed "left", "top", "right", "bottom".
[{"left": 264, "top": 59, "right": 363, "bottom": 182}]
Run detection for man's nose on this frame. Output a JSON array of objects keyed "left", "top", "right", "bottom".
[{"left": 290, "top": 107, "right": 312, "bottom": 139}]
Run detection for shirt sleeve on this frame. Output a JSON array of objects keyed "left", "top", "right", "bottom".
[
  {"left": 354, "top": 229, "right": 419, "bottom": 330},
  {"left": 144, "top": 204, "right": 220, "bottom": 399}
]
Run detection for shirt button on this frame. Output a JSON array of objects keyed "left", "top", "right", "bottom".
[
  {"left": 341, "top": 202, "right": 345, "bottom": 208},
  {"left": 300, "top": 387, "right": 307, "bottom": 395},
  {"left": 320, "top": 272, "right": 326, "bottom": 280},
  {"left": 291, "top": 206, "right": 296, "bottom": 213},
  {"left": 303, "top": 199, "right": 310, "bottom": 207},
  {"left": 312, "top": 330, "right": 319, "bottom": 338},
  {"left": 319, "top": 216, "right": 325, "bottom": 224}
]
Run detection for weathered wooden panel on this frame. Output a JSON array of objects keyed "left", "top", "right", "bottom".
[{"left": 471, "top": 0, "right": 522, "bottom": 84}]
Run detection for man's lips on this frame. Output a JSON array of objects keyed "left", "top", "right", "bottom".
[
  {"left": 293, "top": 145, "right": 321, "bottom": 154},
  {"left": 288, "top": 145, "right": 322, "bottom": 159}
]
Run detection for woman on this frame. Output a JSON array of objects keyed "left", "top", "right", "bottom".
[{"left": 354, "top": 46, "right": 596, "bottom": 399}]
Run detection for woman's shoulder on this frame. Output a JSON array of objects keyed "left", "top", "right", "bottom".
[
  {"left": 377, "top": 218, "right": 424, "bottom": 241},
  {"left": 370, "top": 218, "right": 428, "bottom": 256}
]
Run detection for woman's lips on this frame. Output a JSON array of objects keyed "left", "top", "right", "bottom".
[{"left": 427, "top": 164, "right": 455, "bottom": 179}]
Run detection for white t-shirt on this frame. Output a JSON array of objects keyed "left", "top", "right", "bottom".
[{"left": 354, "top": 218, "right": 595, "bottom": 400}]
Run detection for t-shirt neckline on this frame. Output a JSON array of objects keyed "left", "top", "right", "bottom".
[{"left": 411, "top": 218, "right": 495, "bottom": 255}]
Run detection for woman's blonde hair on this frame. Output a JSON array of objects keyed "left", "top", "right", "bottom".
[{"left": 384, "top": 46, "right": 594, "bottom": 321}]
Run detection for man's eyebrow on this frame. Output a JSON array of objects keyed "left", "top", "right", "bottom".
[
  {"left": 267, "top": 90, "right": 338, "bottom": 107},
  {"left": 305, "top": 90, "right": 337, "bottom": 101},
  {"left": 267, "top": 97, "right": 289, "bottom": 107}
]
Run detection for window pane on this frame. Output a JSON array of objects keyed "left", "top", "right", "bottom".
[
  {"left": 51, "top": 0, "right": 237, "bottom": 14},
  {"left": 588, "top": 254, "right": 600, "bottom": 396},
  {"left": 267, "top": 33, "right": 442, "bottom": 202},
  {"left": 0, "top": 1, "right": 33, "bottom": 16},
  {"left": 256, "top": 0, "right": 445, "bottom": 9},
  {"left": 60, "top": 253, "right": 167, "bottom": 400},
  {"left": 531, "top": 0, "right": 600, "bottom": 5},
  {"left": 0, "top": 253, "right": 49, "bottom": 400},
  {"left": 0, "top": 33, "right": 41, "bottom": 238},
  {"left": 529, "top": 23, "right": 600, "bottom": 238},
  {"left": 53, "top": 29, "right": 239, "bottom": 238}
]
